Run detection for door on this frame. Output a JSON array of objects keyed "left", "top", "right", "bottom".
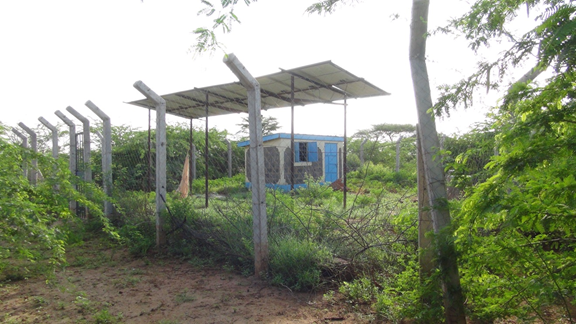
[{"left": 325, "top": 143, "right": 338, "bottom": 182}]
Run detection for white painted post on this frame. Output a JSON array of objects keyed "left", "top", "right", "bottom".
[
  {"left": 18, "top": 123, "right": 38, "bottom": 185},
  {"left": 11, "top": 128, "right": 28, "bottom": 178},
  {"left": 55, "top": 110, "right": 77, "bottom": 214},
  {"left": 223, "top": 53, "right": 268, "bottom": 277},
  {"left": 86, "top": 100, "right": 113, "bottom": 217},
  {"left": 38, "top": 117, "right": 59, "bottom": 159},
  {"left": 133, "top": 80, "right": 167, "bottom": 247},
  {"left": 66, "top": 106, "right": 92, "bottom": 183}
]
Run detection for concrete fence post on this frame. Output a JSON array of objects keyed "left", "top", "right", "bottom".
[
  {"left": 223, "top": 53, "right": 268, "bottom": 277},
  {"left": 55, "top": 110, "right": 77, "bottom": 214},
  {"left": 18, "top": 123, "right": 38, "bottom": 185},
  {"left": 133, "top": 81, "right": 167, "bottom": 247},
  {"left": 38, "top": 117, "right": 59, "bottom": 159},
  {"left": 86, "top": 100, "right": 113, "bottom": 217},
  {"left": 11, "top": 128, "right": 28, "bottom": 178},
  {"left": 66, "top": 106, "right": 92, "bottom": 183}
]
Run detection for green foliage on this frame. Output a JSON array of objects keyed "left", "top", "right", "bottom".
[
  {"left": 236, "top": 115, "right": 280, "bottom": 138},
  {"left": 192, "top": 0, "right": 256, "bottom": 54},
  {"left": 269, "top": 237, "right": 332, "bottom": 291},
  {"left": 93, "top": 309, "right": 123, "bottom": 324},
  {"left": 93, "top": 123, "right": 243, "bottom": 193},
  {"left": 0, "top": 126, "right": 117, "bottom": 278},
  {"left": 452, "top": 70, "right": 576, "bottom": 321},
  {"left": 355, "top": 123, "right": 416, "bottom": 143},
  {"left": 435, "top": 1, "right": 576, "bottom": 116},
  {"left": 443, "top": 127, "right": 496, "bottom": 190},
  {"left": 348, "top": 162, "right": 416, "bottom": 189}
]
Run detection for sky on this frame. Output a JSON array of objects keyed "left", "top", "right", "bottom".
[{"left": 0, "top": 0, "right": 497, "bottom": 142}]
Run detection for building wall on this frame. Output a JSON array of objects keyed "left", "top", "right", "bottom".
[{"left": 243, "top": 137, "right": 344, "bottom": 186}]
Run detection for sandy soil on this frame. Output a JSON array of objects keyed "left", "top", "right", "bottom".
[{"left": 0, "top": 240, "right": 375, "bottom": 324}]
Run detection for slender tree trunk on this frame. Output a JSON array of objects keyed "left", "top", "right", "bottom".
[{"left": 409, "top": 1, "right": 466, "bottom": 323}]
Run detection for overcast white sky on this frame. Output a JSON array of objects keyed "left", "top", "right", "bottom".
[{"left": 1, "top": 0, "right": 497, "bottom": 140}]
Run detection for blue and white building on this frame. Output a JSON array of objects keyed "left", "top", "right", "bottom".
[{"left": 238, "top": 133, "right": 344, "bottom": 190}]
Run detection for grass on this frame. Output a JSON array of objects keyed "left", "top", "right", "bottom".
[{"left": 175, "top": 289, "right": 196, "bottom": 304}]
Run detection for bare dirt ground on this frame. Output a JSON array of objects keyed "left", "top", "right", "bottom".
[{"left": 0, "top": 239, "right": 375, "bottom": 324}]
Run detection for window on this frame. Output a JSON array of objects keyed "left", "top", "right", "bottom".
[{"left": 295, "top": 142, "right": 318, "bottom": 162}]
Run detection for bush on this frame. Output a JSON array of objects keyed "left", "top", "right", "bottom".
[{"left": 269, "top": 237, "right": 332, "bottom": 291}]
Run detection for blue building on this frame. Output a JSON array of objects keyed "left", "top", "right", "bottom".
[{"left": 238, "top": 133, "right": 344, "bottom": 191}]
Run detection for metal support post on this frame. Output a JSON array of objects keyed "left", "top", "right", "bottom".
[
  {"left": 191, "top": 144, "right": 197, "bottom": 181},
  {"left": 11, "top": 128, "right": 28, "bottom": 178},
  {"left": 290, "top": 75, "right": 295, "bottom": 191},
  {"left": 205, "top": 93, "right": 209, "bottom": 208},
  {"left": 133, "top": 80, "right": 167, "bottom": 247},
  {"left": 86, "top": 100, "right": 113, "bottom": 217},
  {"left": 18, "top": 123, "right": 38, "bottom": 185},
  {"left": 189, "top": 119, "right": 194, "bottom": 192},
  {"left": 66, "top": 106, "right": 92, "bottom": 183},
  {"left": 224, "top": 53, "right": 269, "bottom": 277},
  {"left": 225, "top": 139, "right": 232, "bottom": 178},
  {"left": 55, "top": 110, "right": 77, "bottom": 214},
  {"left": 38, "top": 117, "right": 59, "bottom": 159},
  {"left": 343, "top": 97, "right": 348, "bottom": 209}
]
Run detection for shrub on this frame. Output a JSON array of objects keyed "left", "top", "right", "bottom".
[{"left": 269, "top": 237, "right": 332, "bottom": 291}]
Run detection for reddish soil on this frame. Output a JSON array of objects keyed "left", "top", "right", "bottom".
[{"left": 0, "top": 240, "right": 375, "bottom": 324}]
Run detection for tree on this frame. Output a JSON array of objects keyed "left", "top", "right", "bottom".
[
  {"left": 409, "top": 1, "right": 466, "bottom": 322},
  {"left": 193, "top": 1, "right": 467, "bottom": 322},
  {"left": 236, "top": 115, "right": 280, "bottom": 139},
  {"left": 0, "top": 125, "right": 117, "bottom": 278},
  {"left": 440, "top": 1, "right": 576, "bottom": 321},
  {"left": 355, "top": 123, "right": 416, "bottom": 143}
]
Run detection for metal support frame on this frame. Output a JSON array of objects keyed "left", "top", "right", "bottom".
[
  {"left": 191, "top": 144, "right": 197, "bottom": 181},
  {"left": 343, "top": 97, "right": 348, "bottom": 209},
  {"left": 189, "top": 119, "right": 194, "bottom": 192},
  {"left": 11, "top": 128, "right": 28, "bottom": 178},
  {"left": 86, "top": 100, "right": 113, "bottom": 217},
  {"left": 205, "top": 93, "right": 209, "bottom": 208},
  {"left": 290, "top": 76, "right": 295, "bottom": 191},
  {"left": 224, "top": 139, "right": 232, "bottom": 178},
  {"left": 38, "top": 117, "right": 59, "bottom": 159},
  {"left": 66, "top": 106, "right": 92, "bottom": 183},
  {"left": 134, "top": 81, "right": 167, "bottom": 247},
  {"left": 224, "top": 53, "right": 269, "bottom": 277},
  {"left": 55, "top": 110, "right": 77, "bottom": 214},
  {"left": 18, "top": 123, "right": 38, "bottom": 185}
]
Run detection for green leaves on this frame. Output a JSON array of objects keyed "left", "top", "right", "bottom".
[{"left": 192, "top": 0, "right": 256, "bottom": 54}]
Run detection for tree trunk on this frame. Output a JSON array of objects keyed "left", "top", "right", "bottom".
[{"left": 409, "top": 1, "right": 466, "bottom": 323}]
